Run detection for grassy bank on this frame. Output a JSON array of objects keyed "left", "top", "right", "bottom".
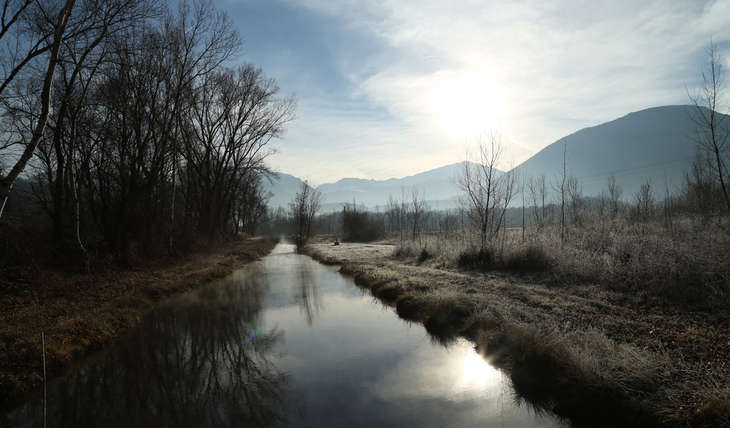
[
  {"left": 395, "top": 218, "right": 730, "bottom": 311},
  {"left": 0, "top": 237, "right": 275, "bottom": 412},
  {"left": 305, "top": 242, "right": 730, "bottom": 428}
]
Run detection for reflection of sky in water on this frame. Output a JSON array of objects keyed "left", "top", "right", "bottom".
[
  {"left": 1, "top": 244, "right": 564, "bottom": 428},
  {"left": 252, "top": 245, "right": 562, "bottom": 428}
]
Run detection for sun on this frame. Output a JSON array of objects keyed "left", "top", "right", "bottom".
[{"left": 431, "top": 70, "right": 505, "bottom": 138}]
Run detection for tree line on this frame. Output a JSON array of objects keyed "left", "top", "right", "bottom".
[{"left": 0, "top": 0, "right": 293, "bottom": 264}]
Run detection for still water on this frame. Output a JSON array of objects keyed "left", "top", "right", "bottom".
[{"left": 2, "top": 244, "right": 564, "bottom": 427}]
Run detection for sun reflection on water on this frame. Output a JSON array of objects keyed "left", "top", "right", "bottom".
[{"left": 455, "top": 346, "right": 501, "bottom": 393}]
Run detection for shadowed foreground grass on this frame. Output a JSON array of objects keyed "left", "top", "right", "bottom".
[
  {"left": 306, "top": 241, "right": 730, "bottom": 428},
  {"left": 0, "top": 237, "right": 275, "bottom": 412}
]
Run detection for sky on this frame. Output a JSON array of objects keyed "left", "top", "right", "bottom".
[{"left": 217, "top": 0, "right": 730, "bottom": 185}]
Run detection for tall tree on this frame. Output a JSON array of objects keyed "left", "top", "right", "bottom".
[
  {"left": 458, "top": 133, "right": 510, "bottom": 250},
  {"left": 289, "top": 181, "right": 321, "bottom": 248},
  {"left": 0, "top": 0, "right": 77, "bottom": 218},
  {"left": 410, "top": 188, "right": 428, "bottom": 242},
  {"left": 689, "top": 42, "right": 730, "bottom": 215},
  {"left": 607, "top": 175, "right": 622, "bottom": 219}
]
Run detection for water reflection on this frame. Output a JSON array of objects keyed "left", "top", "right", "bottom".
[
  {"left": 294, "top": 262, "right": 322, "bottom": 326},
  {"left": 2, "top": 272, "right": 287, "bottom": 428},
  {"left": 2, "top": 244, "right": 564, "bottom": 428}
]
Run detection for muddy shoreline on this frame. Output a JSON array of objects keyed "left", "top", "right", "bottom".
[
  {"left": 0, "top": 238, "right": 275, "bottom": 412},
  {"left": 304, "top": 242, "right": 729, "bottom": 428}
]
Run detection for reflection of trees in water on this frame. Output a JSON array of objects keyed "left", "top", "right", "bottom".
[
  {"left": 3, "top": 274, "right": 287, "bottom": 428},
  {"left": 293, "top": 262, "right": 322, "bottom": 326}
]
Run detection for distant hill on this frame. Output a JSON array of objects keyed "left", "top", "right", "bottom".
[
  {"left": 316, "top": 162, "right": 478, "bottom": 210},
  {"left": 261, "top": 172, "right": 305, "bottom": 210},
  {"left": 263, "top": 162, "right": 477, "bottom": 211},
  {"left": 266, "top": 105, "right": 719, "bottom": 210},
  {"left": 512, "top": 105, "right": 710, "bottom": 199}
]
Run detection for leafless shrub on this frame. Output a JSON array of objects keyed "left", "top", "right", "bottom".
[
  {"left": 289, "top": 180, "right": 321, "bottom": 248},
  {"left": 458, "top": 133, "right": 516, "bottom": 250},
  {"left": 689, "top": 42, "right": 730, "bottom": 215},
  {"left": 501, "top": 244, "right": 553, "bottom": 273}
]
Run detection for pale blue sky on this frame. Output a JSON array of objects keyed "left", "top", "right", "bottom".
[{"left": 217, "top": 0, "right": 730, "bottom": 184}]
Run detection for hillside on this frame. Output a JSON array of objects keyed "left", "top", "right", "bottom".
[
  {"left": 262, "top": 172, "right": 305, "bottom": 210},
  {"left": 316, "top": 162, "right": 475, "bottom": 210},
  {"left": 266, "top": 105, "right": 719, "bottom": 210},
  {"left": 512, "top": 105, "right": 709, "bottom": 199},
  {"left": 264, "top": 162, "right": 479, "bottom": 210}
]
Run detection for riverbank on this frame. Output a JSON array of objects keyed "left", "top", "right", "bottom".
[
  {"left": 0, "top": 237, "right": 275, "bottom": 411},
  {"left": 305, "top": 242, "right": 730, "bottom": 428}
]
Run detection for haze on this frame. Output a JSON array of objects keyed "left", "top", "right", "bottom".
[
  {"left": 2, "top": 2, "right": 730, "bottom": 427},
  {"left": 220, "top": 0, "right": 730, "bottom": 184}
]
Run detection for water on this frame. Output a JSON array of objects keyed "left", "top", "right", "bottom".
[{"left": 1, "top": 244, "right": 565, "bottom": 427}]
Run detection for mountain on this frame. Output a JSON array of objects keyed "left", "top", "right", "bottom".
[
  {"left": 261, "top": 172, "right": 305, "bottom": 210},
  {"left": 315, "top": 162, "right": 477, "bottom": 210},
  {"left": 263, "top": 162, "right": 476, "bottom": 211},
  {"left": 265, "top": 105, "right": 717, "bottom": 210},
  {"left": 512, "top": 105, "right": 708, "bottom": 199}
]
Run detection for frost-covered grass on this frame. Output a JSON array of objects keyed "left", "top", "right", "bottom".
[
  {"left": 305, "top": 222, "right": 730, "bottom": 427},
  {"left": 393, "top": 218, "right": 730, "bottom": 310}
]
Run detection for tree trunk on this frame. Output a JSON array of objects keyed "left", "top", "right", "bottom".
[
  {"left": 0, "top": 0, "right": 76, "bottom": 219},
  {"left": 713, "top": 147, "right": 730, "bottom": 214}
]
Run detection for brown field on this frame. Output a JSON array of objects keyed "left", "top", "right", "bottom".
[
  {"left": 305, "top": 239, "right": 730, "bottom": 428},
  {"left": 0, "top": 237, "right": 275, "bottom": 411}
]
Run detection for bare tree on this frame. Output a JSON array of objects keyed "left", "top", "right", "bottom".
[
  {"left": 684, "top": 151, "right": 717, "bottom": 220},
  {"left": 458, "top": 133, "right": 510, "bottom": 250},
  {"left": 399, "top": 187, "right": 408, "bottom": 244},
  {"left": 634, "top": 179, "right": 655, "bottom": 221},
  {"left": 289, "top": 180, "right": 321, "bottom": 248},
  {"left": 164, "top": 0, "right": 242, "bottom": 251},
  {"left": 521, "top": 175, "right": 525, "bottom": 240},
  {"left": 385, "top": 194, "right": 399, "bottom": 235},
  {"left": 607, "top": 175, "right": 622, "bottom": 219},
  {"left": 689, "top": 42, "right": 730, "bottom": 214},
  {"left": 662, "top": 173, "right": 676, "bottom": 234},
  {"left": 0, "top": 0, "right": 292, "bottom": 266},
  {"left": 552, "top": 141, "right": 568, "bottom": 243},
  {"left": 566, "top": 175, "right": 583, "bottom": 226},
  {"left": 184, "top": 65, "right": 293, "bottom": 238},
  {"left": 439, "top": 210, "right": 459, "bottom": 240},
  {"left": 410, "top": 188, "right": 428, "bottom": 242},
  {"left": 597, "top": 190, "right": 608, "bottom": 220},
  {"left": 527, "top": 174, "right": 548, "bottom": 229},
  {"left": 496, "top": 167, "right": 516, "bottom": 254},
  {"left": 31, "top": 0, "right": 156, "bottom": 252},
  {"left": 496, "top": 169, "right": 516, "bottom": 232},
  {"left": 0, "top": 0, "right": 78, "bottom": 218}
]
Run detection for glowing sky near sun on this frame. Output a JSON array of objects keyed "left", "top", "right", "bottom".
[{"left": 219, "top": 0, "right": 730, "bottom": 184}]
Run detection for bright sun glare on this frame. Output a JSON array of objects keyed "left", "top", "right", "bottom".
[
  {"left": 459, "top": 349, "right": 500, "bottom": 389},
  {"left": 432, "top": 71, "right": 505, "bottom": 139}
]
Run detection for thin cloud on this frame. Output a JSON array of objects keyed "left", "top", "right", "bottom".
[{"left": 244, "top": 0, "right": 730, "bottom": 181}]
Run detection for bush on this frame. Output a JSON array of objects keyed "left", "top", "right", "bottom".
[
  {"left": 458, "top": 248, "right": 494, "bottom": 270},
  {"left": 342, "top": 204, "right": 384, "bottom": 242},
  {"left": 393, "top": 246, "right": 414, "bottom": 258},
  {"left": 502, "top": 245, "right": 553, "bottom": 273},
  {"left": 417, "top": 248, "right": 432, "bottom": 263}
]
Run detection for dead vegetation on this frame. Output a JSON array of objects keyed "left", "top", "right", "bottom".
[
  {"left": 305, "top": 242, "right": 730, "bottom": 427},
  {"left": 395, "top": 217, "right": 730, "bottom": 310},
  {"left": 0, "top": 237, "right": 275, "bottom": 411}
]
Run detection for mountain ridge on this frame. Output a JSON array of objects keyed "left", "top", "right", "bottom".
[{"left": 264, "top": 105, "right": 721, "bottom": 210}]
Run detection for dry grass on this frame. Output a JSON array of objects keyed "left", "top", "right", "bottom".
[
  {"left": 0, "top": 237, "right": 275, "bottom": 411},
  {"left": 394, "top": 218, "right": 730, "bottom": 310},
  {"left": 305, "top": 240, "right": 730, "bottom": 427}
]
